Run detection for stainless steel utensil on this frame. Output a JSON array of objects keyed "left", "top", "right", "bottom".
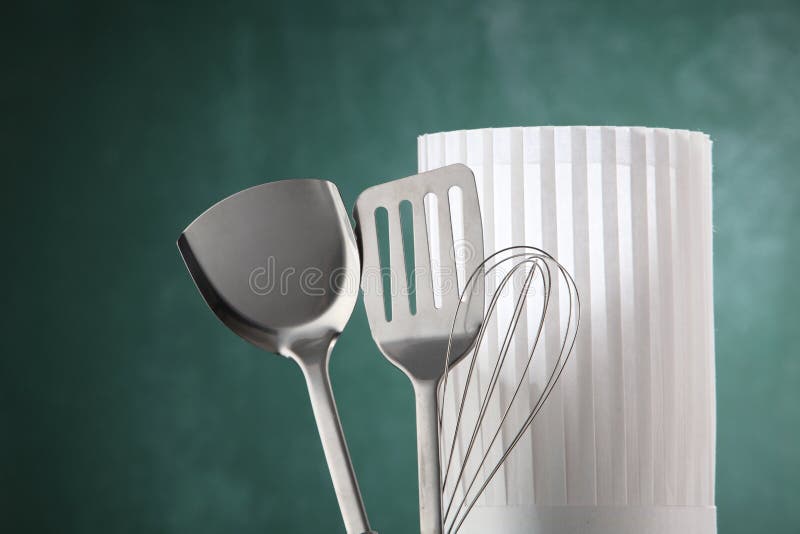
[
  {"left": 178, "top": 179, "right": 375, "bottom": 534},
  {"left": 354, "top": 164, "right": 484, "bottom": 534},
  {"left": 438, "top": 247, "right": 580, "bottom": 533}
]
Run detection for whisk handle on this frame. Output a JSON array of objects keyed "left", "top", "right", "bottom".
[{"left": 413, "top": 378, "right": 443, "bottom": 534}]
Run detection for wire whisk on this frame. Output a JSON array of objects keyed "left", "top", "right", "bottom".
[{"left": 437, "top": 246, "right": 580, "bottom": 534}]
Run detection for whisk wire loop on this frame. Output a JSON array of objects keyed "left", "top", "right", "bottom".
[
  {"left": 440, "top": 259, "right": 545, "bottom": 520},
  {"left": 437, "top": 246, "right": 580, "bottom": 534}
]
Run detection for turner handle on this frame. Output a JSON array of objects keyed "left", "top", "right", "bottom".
[
  {"left": 413, "top": 379, "right": 442, "bottom": 534},
  {"left": 299, "top": 347, "right": 374, "bottom": 534}
]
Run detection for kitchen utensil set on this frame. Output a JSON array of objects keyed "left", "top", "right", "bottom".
[{"left": 177, "top": 167, "right": 578, "bottom": 533}]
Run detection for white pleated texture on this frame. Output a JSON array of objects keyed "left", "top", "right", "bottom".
[{"left": 419, "top": 127, "right": 716, "bottom": 533}]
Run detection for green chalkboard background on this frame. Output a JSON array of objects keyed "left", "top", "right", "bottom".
[{"left": 2, "top": 0, "right": 798, "bottom": 532}]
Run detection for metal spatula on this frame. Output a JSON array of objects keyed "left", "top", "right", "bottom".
[
  {"left": 178, "top": 179, "right": 375, "bottom": 534},
  {"left": 353, "top": 164, "right": 484, "bottom": 534}
]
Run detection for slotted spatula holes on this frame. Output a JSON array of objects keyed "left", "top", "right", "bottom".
[
  {"left": 447, "top": 185, "right": 468, "bottom": 300},
  {"left": 372, "top": 180, "right": 471, "bottom": 322},
  {"left": 399, "top": 200, "right": 417, "bottom": 316},
  {"left": 374, "top": 206, "right": 392, "bottom": 322},
  {"left": 374, "top": 201, "right": 419, "bottom": 321},
  {"left": 423, "top": 192, "right": 443, "bottom": 309},
  {"left": 424, "top": 188, "right": 468, "bottom": 309}
]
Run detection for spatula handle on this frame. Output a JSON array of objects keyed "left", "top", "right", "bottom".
[
  {"left": 300, "top": 351, "right": 373, "bottom": 534},
  {"left": 414, "top": 379, "right": 442, "bottom": 534}
]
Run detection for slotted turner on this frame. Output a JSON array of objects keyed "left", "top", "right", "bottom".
[{"left": 354, "top": 164, "right": 484, "bottom": 534}]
